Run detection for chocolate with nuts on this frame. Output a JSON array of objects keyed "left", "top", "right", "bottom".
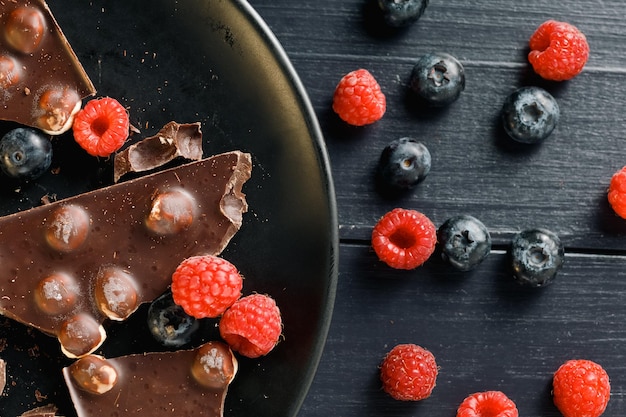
[
  {"left": 0, "top": 151, "right": 252, "bottom": 358},
  {"left": 63, "top": 341, "right": 237, "bottom": 417},
  {"left": 0, "top": 0, "right": 95, "bottom": 134}
]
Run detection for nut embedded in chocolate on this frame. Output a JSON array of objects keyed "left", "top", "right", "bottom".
[
  {"left": 93, "top": 266, "right": 139, "bottom": 321},
  {"left": 58, "top": 313, "right": 106, "bottom": 358},
  {"left": 4, "top": 6, "right": 46, "bottom": 53},
  {"left": 34, "top": 85, "right": 82, "bottom": 134},
  {"left": 0, "top": 55, "right": 22, "bottom": 89},
  {"left": 69, "top": 355, "right": 118, "bottom": 395},
  {"left": 44, "top": 204, "right": 91, "bottom": 253},
  {"left": 191, "top": 341, "right": 238, "bottom": 389},
  {"left": 145, "top": 189, "right": 197, "bottom": 235},
  {"left": 34, "top": 272, "right": 79, "bottom": 315}
]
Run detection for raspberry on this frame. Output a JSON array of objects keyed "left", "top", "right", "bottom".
[
  {"left": 219, "top": 293, "right": 282, "bottom": 358},
  {"left": 379, "top": 343, "right": 437, "bottom": 401},
  {"left": 332, "top": 69, "right": 386, "bottom": 126},
  {"left": 72, "top": 97, "right": 130, "bottom": 157},
  {"left": 608, "top": 166, "right": 626, "bottom": 219},
  {"left": 371, "top": 208, "right": 436, "bottom": 270},
  {"left": 528, "top": 20, "right": 589, "bottom": 81},
  {"left": 552, "top": 359, "right": 610, "bottom": 417},
  {"left": 171, "top": 255, "right": 243, "bottom": 319},
  {"left": 456, "top": 391, "right": 519, "bottom": 417}
]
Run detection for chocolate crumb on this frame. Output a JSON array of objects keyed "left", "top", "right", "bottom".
[
  {"left": 34, "top": 389, "right": 47, "bottom": 402},
  {"left": 28, "top": 345, "right": 40, "bottom": 357}
]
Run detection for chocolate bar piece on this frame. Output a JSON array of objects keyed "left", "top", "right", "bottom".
[
  {"left": 0, "top": 151, "right": 251, "bottom": 358},
  {"left": 113, "top": 121, "right": 204, "bottom": 183},
  {"left": 0, "top": 358, "right": 5, "bottom": 395},
  {"left": 0, "top": 0, "right": 95, "bottom": 134},
  {"left": 63, "top": 341, "right": 237, "bottom": 417}
]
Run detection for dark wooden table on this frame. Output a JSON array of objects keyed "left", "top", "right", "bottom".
[{"left": 248, "top": 1, "right": 626, "bottom": 416}]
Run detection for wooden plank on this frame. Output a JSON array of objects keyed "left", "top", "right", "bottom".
[
  {"left": 247, "top": 0, "right": 626, "bottom": 416},
  {"left": 299, "top": 244, "right": 626, "bottom": 416},
  {"left": 251, "top": 0, "right": 626, "bottom": 251}
]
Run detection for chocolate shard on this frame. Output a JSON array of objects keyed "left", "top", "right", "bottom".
[
  {"left": 0, "top": 0, "right": 96, "bottom": 134},
  {"left": 63, "top": 341, "right": 237, "bottom": 417},
  {"left": 0, "top": 151, "right": 252, "bottom": 358},
  {"left": 113, "top": 121, "right": 204, "bottom": 183},
  {"left": 0, "top": 358, "right": 5, "bottom": 395},
  {"left": 18, "top": 404, "right": 59, "bottom": 417}
]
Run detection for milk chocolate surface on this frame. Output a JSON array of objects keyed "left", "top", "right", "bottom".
[
  {"left": 0, "top": 151, "right": 251, "bottom": 357},
  {"left": 63, "top": 341, "right": 236, "bottom": 417},
  {"left": 0, "top": 0, "right": 95, "bottom": 134}
]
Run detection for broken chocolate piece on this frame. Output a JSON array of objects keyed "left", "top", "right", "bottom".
[
  {"left": 0, "top": 357, "right": 5, "bottom": 395},
  {"left": 0, "top": 151, "right": 252, "bottom": 357},
  {"left": 113, "top": 121, "right": 204, "bottom": 182},
  {"left": 18, "top": 404, "right": 59, "bottom": 417},
  {"left": 0, "top": 0, "right": 96, "bottom": 134},
  {"left": 63, "top": 341, "right": 237, "bottom": 417}
]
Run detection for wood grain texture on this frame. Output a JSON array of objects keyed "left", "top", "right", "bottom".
[
  {"left": 301, "top": 246, "right": 626, "bottom": 417},
  {"left": 248, "top": 0, "right": 626, "bottom": 415}
]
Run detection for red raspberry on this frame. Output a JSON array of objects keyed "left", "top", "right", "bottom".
[
  {"left": 456, "top": 391, "right": 519, "bottom": 417},
  {"left": 171, "top": 255, "right": 243, "bottom": 319},
  {"left": 332, "top": 68, "right": 386, "bottom": 126},
  {"left": 72, "top": 97, "right": 130, "bottom": 157},
  {"left": 219, "top": 293, "right": 282, "bottom": 358},
  {"left": 371, "top": 208, "right": 436, "bottom": 270},
  {"left": 528, "top": 20, "right": 589, "bottom": 81},
  {"left": 608, "top": 166, "right": 626, "bottom": 219},
  {"left": 379, "top": 343, "right": 437, "bottom": 401},
  {"left": 552, "top": 359, "right": 610, "bottom": 417}
]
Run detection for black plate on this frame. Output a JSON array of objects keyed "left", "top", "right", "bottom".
[{"left": 0, "top": 1, "right": 338, "bottom": 416}]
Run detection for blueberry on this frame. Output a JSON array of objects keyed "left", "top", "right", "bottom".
[
  {"left": 147, "top": 291, "right": 199, "bottom": 347},
  {"left": 0, "top": 127, "right": 52, "bottom": 180},
  {"left": 409, "top": 52, "right": 465, "bottom": 106},
  {"left": 501, "top": 86, "right": 560, "bottom": 144},
  {"left": 377, "top": 0, "right": 429, "bottom": 28},
  {"left": 437, "top": 215, "right": 491, "bottom": 271},
  {"left": 377, "top": 137, "right": 431, "bottom": 190},
  {"left": 510, "top": 228, "right": 564, "bottom": 287}
]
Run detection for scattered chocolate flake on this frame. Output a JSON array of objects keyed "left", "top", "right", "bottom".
[
  {"left": 28, "top": 345, "right": 40, "bottom": 358},
  {"left": 34, "top": 389, "right": 47, "bottom": 402},
  {"left": 18, "top": 404, "right": 59, "bottom": 417},
  {"left": 113, "top": 121, "right": 203, "bottom": 182},
  {"left": 40, "top": 194, "right": 57, "bottom": 205}
]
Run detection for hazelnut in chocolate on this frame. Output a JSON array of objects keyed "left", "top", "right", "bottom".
[
  {"left": 0, "top": 151, "right": 252, "bottom": 358},
  {"left": 0, "top": 0, "right": 96, "bottom": 134}
]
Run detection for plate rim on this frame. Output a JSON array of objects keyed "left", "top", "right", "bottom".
[{"left": 233, "top": 0, "right": 339, "bottom": 414}]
